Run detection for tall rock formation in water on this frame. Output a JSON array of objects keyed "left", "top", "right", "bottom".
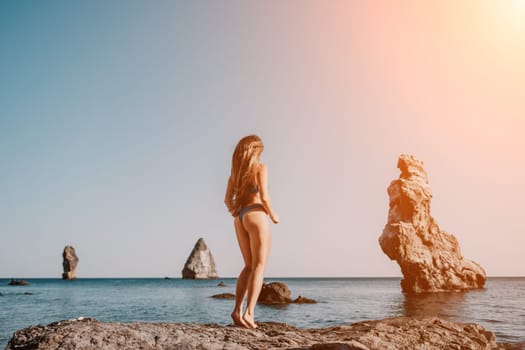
[
  {"left": 62, "top": 245, "right": 79, "bottom": 280},
  {"left": 379, "top": 155, "right": 486, "bottom": 293},
  {"left": 182, "top": 238, "right": 219, "bottom": 279}
]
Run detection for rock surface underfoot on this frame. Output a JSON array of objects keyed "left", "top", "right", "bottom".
[{"left": 7, "top": 316, "right": 517, "bottom": 350}]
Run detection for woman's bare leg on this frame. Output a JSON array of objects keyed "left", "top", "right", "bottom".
[
  {"left": 231, "top": 217, "right": 251, "bottom": 328},
  {"left": 242, "top": 211, "right": 272, "bottom": 328}
]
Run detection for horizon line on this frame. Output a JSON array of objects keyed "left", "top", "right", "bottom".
[{"left": 2, "top": 275, "right": 524, "bottom": 279}]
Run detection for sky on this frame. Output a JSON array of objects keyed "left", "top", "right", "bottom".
[{"left": 1, "top": 1, "right": 524, "bottom": 278}]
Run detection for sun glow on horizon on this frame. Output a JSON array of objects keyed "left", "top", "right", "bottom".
[
  {"left": 511, "top": 0, "right": 525, "bottom": 11},
  {"left": 483, "top": 0, "right": 525, "bottom": 35}
]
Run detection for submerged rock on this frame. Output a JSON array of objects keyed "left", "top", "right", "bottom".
[
  {"left": 8, "top": 279, "right": 28, "bottom": 286},
  {"left": 6, "top": 316, "right": 512, "bottom": 350},
  {"left": 211, "top": 293, "right": 236, "bottom": 299},
  {"left": 293, "top": 296, "right": 317, "bottom": 304},
  {"left": 182, "top": 238, "right": 219, "bottom": 279},
  {"left": 258, "top": 282, "right": 317, "bottom": 304},
  {"left": 379, "top": 155, "right": 486, "bottom": 293},
  {"left": 62, "top": 245, "right": 79, "bottom": 280},
  {"left": 211, "top": 282, "right": 317, "bottom": 304}
]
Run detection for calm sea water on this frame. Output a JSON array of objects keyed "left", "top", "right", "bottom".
[{"left": 1, "top": 277, "right": 524, "bottom": 348}]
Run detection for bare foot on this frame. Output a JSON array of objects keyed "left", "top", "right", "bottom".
[
  {"left": 231, "top": 311, "right": 249, "bottom": 328},
  {"left": 242, "top": 312, "right": 257, "bottom": 329}
]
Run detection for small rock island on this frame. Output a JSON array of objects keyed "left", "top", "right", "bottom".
[
  {"left": 62, "top": 245, "right": 79, "bottom": 280},
  {"left": 379, "top": 155, "right": 486, "bottom": 293},
  {"left": 258, "top": 282, "right": 317, "bottom": 304},
  {"left": 182, "top": 238, "right": 219, "bottom": 279}
]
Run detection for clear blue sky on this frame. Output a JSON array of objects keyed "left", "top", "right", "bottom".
[{"left": 2, "top": 1, "right": 524, "bottom": 277}]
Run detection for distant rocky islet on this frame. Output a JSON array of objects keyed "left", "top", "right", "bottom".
[
  {"left": 62, "top": 245, "right": 79, "bottom": 280},
  {"left": 6, "top": 245, "right": 79, "bottom": 288},
  {"left": 182, "top": 238, "right": 219, "bottom": 279}
]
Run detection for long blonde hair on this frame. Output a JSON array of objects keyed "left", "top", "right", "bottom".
[{"left": 229, "top": 135, "right": 264, "bottom": 216}]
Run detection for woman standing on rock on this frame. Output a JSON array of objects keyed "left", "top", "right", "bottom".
[{"left": 224, "top": 134, "right": 279, "bottom": 328}]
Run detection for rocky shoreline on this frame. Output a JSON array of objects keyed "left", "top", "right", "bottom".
[{"left": 6, "top": 316, "right": 523, "bottom": 350}]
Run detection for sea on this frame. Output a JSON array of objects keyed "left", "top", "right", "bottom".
[{"left": 1, "top": 277, "right": 524, "bottom": 348}]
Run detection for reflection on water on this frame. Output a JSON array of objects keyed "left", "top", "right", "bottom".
[
  {"left": 402, "top": 291, "right": 467, "bottom": 320},
  {"left": 399, "top": 285, "right": 525, "bottom": 344}
]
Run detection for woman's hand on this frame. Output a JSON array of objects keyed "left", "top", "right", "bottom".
[{"left": 270, "top": 213, "right": 280, "bottom": 224}]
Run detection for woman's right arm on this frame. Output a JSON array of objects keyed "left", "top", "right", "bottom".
[{"left": 257, "top": 163, "right": 279, "bottom": 224}]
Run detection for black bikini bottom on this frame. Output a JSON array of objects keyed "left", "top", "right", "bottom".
[{"left": 238, "top": 204, "right": 266, "bottom": 223}]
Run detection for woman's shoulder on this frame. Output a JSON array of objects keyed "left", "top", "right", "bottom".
[
  {"left": 257, "top": 163, "right": 267, "bottom": 172},
  {"left": 256, "top": 163, "right": 268, "bottom": 180}
]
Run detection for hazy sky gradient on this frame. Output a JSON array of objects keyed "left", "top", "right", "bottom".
[{"left": 1, "top": 1, "right": 524, "bottom": 277}]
